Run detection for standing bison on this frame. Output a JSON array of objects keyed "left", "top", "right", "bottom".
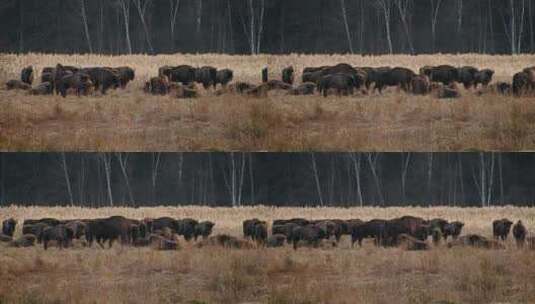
[
  {"left": 216, "top": 69, "right": 234, "bottom": 87},
  {"left": 21, "top": 66, "right": 34, "bottom": 85},
  {"left": 422, "top": 65, "right": 459, "bottom": 85},
  {"left": 41, "top": 224, "right": 74, "bottom": 250},
  {"left": 282, "top": 66, "right": 294, "bottom": 85},
  {"left": 2, "top": 218, "right": 17, "bottom": 237},
  {"left": 512, "top": 220, "right": 527, "bottom": 248},
  {"left": 193, "top": 221, "right": 215, "bottom": 240},
  {"left": 85, "top": 216, "right": 132, "bottom": 248},
  {"left": 195, "top": 66, "right": 217, "bottom": 89},
  {"left": 493, "top": 218, "right": 513, "bottom": 241},
  {"left": 160, "top": 65, "right": 197, "bottom": 85},
  {"left": 318, "top": 73, "right": 357, "bottom": 97}
]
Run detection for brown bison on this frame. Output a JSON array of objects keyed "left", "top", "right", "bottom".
[
  {"left": 351, "top": 219, "right": 387, "bottom": 247},
  {"left": 457, "top": 66, "right": 479, "bottom": 89},
  {"left": 161, "top": 65, "right": 196, "bottom": 85},
  {"left": 85, "top": 216, "right": 133, "bottom": 248},
  {"left": 291, "top": 224, "right": 327, "bottom": 250},
  {"left": 318, "top": 73, "right": 357, "bottom": 97},
  {"left": 195, "top": 66, "right": 217, "bottom": 89},
  {"left": 475, "top": 69, "right": 494, "bottom": 88},
  {"left": 6, "top": 79, "right": 31, "bottom": 90},
  {"left": 56, "top": 72, "right": 93, "bottom": 97},
  {"left": 513, "top": 71, "right": 533, "bottom": 96},
  {"left": 144, "top": 76, "right": 170, "bottom": 95},
  {"left": 193, "top": 221, "right": 215, "bottom": 241},
  {"left": 41, "top": 224, "right": 75, "bottom": 250},
  {"left": 30, "top": 82, "right": 54, "bottom": 95},
  {"left": 410, "top": 75, "right": 431, "bottom": 95},
  {"left": 116, "top": 66, "right": 135, "bottom": 88},
  {"left": 443, "top": 221, "right": 464, "bottom": 240},
  {"left": 9, "top": 234, "right": 36, "bottom": 247},
  {"left": 81, "top": 67, "right": 119, "bottom": 94}
]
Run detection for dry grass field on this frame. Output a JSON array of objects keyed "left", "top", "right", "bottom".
[
  {"left": 1, "top": 53, "right": 535, "bottom": 151},
  {"left": 1, "top": 206, "right": 535, "bottom": 304}
]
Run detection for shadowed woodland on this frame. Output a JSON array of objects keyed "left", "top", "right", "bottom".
[
  {"left": 1, "top": 153, "right": 535, "bottom": 207},
  {"left": 0, "top": 0, "right": 534, "bottom": 55}
]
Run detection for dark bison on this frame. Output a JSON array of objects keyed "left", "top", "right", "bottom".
[
  {"left": 216, "top": 69, "right": 234, "bottom": 87},
  {"left": 41, "top": 67, "right": 56, "bottom": 88},
  {"left": 374, "top": 67, "right": 416, "bottom": 93},
  {"left": 243, "top": 218, "right": 266, "bottom": 240},
  {"left": 253, "top": 222, "right": 268, "bottom": 244},
  {"left": 85, "top": 216, "right": 132, "bottom": 248},
  {"left": 144, "top": 76, "right": 170, "bottom": 95},
  {"left": 161, "top": 65, "right": 196, "bottom": 85},
  {"left": 150, "top": 217, "right": 179, "bottom": 233},
  {"left": 301, "top": 70, "right": 325, "bottom": 84},
  {"left": 262, "top": 67, "right": 268, "bottom": 83},
  {"left": 116, "top": 66, "right": 135, "bottom": 88},
  {"left": 266, "top": 234, "right": 286, "bottom": 248},
  {"left": 271, "top": 223, "right": 299, "bottom": 243},
  {"left": 384, "top": 216, "right": 429, "bottom": 246},
  {"left": 41, "top": 224, "right": 74, "bottom": 250},
  {"left": 23, "top": 218, "right": 61, "bottom": 227},
  {"left": 513, "top": 71, "right": 533, "bottom": 96},
  {"left": 193, "top": 221, "right": 215, "bottom": 241},
  {"left": 428, "top": 218, "right": 449, "bottom": 235},
  {"left": 318, "top": 73, "right": 357, "bottom": 97},
  {"left": 6, "top": 79, "right": 31, "bottom": 90},
  {"left": 21, "top": 66, "right": 34, "bottom": 85},
  {"left": 493, "top": 218, "right": 513, "bottom": 241},
  {"left": 195, "top": 66, "right": 217, "bottom": 89},
  {"left": 81, "top": 67, "right": 120, "bottom": 94},
  {"left": 54, "top": 64, "right": 79, "bottom": 94},
  {"left": 512, "top": 220, "right": 527, "bottom": 248},
  {"left": 22, "top": 223, "right": 50, "bottom": 241},
  {"left": 228, "top": 82, "right": 255, "bottom": 94},
  {"left": 65, "top": 220, "right": 87, "bottom": 239},
  {"left": 351, "top": 219, "right": 387, "bottom": 247},
  {"left": 423, "top": 65, "right": 459, "bottom": 85},
  {"left": 30, "top": 82, "right": 54, "bottom": 95},
  {"left": 291, "top": 224, "right": 327, "bottom": 250},
  {"left": 302, "top": 66, "right": 329, "bottom": 74},
  {"left": 266, "top": 80, "right": 292, "bottom": 91},
  {"left": 288, "top": 82, "right": 316, "bottom": 95},
  {"left": 282, "top": 66, "right": 294, "bottom": 85},
  {"left": 457, "top": 66, "right": 479, "bottom": 89},
  {"left": 177, "top": 218, "right": 199, "bottom": 241},
  {"left": 56, "top": 72, "right": 93, "bottom": 97},
  {"left": 273, "top": 218, "right": 309, "bottom": 227},
  {"left": 361, "top": 67, "right": 391, "bottom": 91},
  {"left": 443, "top": 221, "right": 464, "bottom": 240},
  {"left": 2, "top": 218, "right": 17, "bottom": 237},
  {"left": 475, "top": 69, "right": 494, "bottom": 88}
]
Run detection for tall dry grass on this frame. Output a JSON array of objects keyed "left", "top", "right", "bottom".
[
  {"left": 1, "top": 53, "right": 535, "bottom": 151},
  {"left": 1, "top": 206, "right": 535, "bottom": 304}
]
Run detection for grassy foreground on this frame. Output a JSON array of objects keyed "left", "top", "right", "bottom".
[
  {"left": 1, "top": 53, "right": 535, "bottom": 151},
  {"left": 1, "top": 206, "right": 535, "bottom": 304}
]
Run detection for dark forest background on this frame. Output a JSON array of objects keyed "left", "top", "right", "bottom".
[
  {"left": 1, "top": 153, "right": 534, "bottom": 207},
  {"left": 0, "top": 0, "right": 534, "bottom": 55}
]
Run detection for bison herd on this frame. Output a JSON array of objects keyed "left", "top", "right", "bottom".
[
  {"left": 1, "top": 215, "right": 533, "bottom": 252},
  {"left": 6, "top": 63, "right": 535, "bottom": 99}
]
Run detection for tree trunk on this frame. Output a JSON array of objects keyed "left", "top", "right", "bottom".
[
  {"left": 60, "top": 153, "right": 74, "bottom": 206},
  {"left": 80, "top": 0, "right": 93, "bottom": 53},
  {"left": 310, "top": 153, "right": 324, "bottom": 207},
  {"left": 119, "top": 0, "right": 132, "bottom": 54},
  {"left": 340, "top": 0, "right": 354, "bottom": 53},
  {"left": 367, "top": 153, "right": 384, "bottom": 206}
]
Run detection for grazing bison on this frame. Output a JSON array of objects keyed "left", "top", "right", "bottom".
[
  {"left": 443, "top": 221, "right": 464, "bottom": 240},
  {"left": 2, "top": 218, "right": 17, "bottom": 237},
  {"left": 449, "top": 234, "right": 504, "bottom": 249},
  {"left": 216, "top": 69, "right": 234, "bottom": 87},
  {"left": 273, "top": 218, "right": 309, "bottom": 227},
  {"left": 65, "top": 221, "right": 87, "bottom": 239},
  {"left": 262, "top": 67, "right": 268, "bottom": 83},
  {"left": 512, "top": 220, "right": 527, "bottom": 248},
  {"left": 23, "top": 218, "right": 61, "bottom": 227},
  {"left": 6, "top": 80, "right": 31, "bottom": 90},
  {"left": 410, "top": 75, "right": 431, "bottom": 95},
  {"left": 493, "top": 218, "right": 513, "bottom": 241},
  {"left": 41, "top": 224, "right": 74, "bottom": 250},
  {"left": 288, "top": 82, "right": 316, "bottom": 95},
  {"left": 424, "top": 65, "right": 459, "bottom": 85},
  {"left": 282, "top": 66, "right": 294, "bottom": 85},
  {"left": 351, "top": 219, "right": 387, "bottom": 247},
  {"left": 266, "top": 234, "right": 286, "bottom": 248},
  {"left": 21, "top": 66, "right": 34, "bottom": 85},
  {"left": 85, "top": 216, "right": 132, "bottom": 248},
  {"left": 193, "top": 221, "right": 215, "bottom": 240},
  {"left": 9, "top": 234, "right": 36, "bottom": 247},
  {"left": 475, "top": 69, "right": 494, "bottom": 88},
  {"left": 374, "top": 67, "right": 416, "bottom": 93},
  {"left": 81, "top": 67, "right": 120, "bottom": 94},
  {"left": 291, "top": 224, "right": 327, "bottom": 250},
  {"left": 30, "top": 82, "right": 54, "bottom": 95},
  {"left": 301, "top": 70, "right": 325, "bottom": 84},
  {"left": 162, "top": 65, "right": 196, "bottom": 85},
  {"left": 457, "top": 66, "right": 479, "bottom": 89},
  {"left": 513, "top": 71, "right": 533, "bottom": 96},
  {"left": 318, "top": 73, "right": 357, "bottom": 97},
  {"left": 271, "top": 223, "right": 299, "bottom": 243},
  {"left": 144, "top": 76, "right": 170, "bottom": 95},
  {"left": 56, "top": 72, "right": 93, "bottom": 97},
  {"left": 116, "top": 66, "right": 135, "bottom": 88},
  {"left": 195, "top": 66, "right": 217, "bottom": 89}
]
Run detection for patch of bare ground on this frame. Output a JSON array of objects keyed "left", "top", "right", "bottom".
[{"left": 1, "top": 206, "right": 535, "bottom": 303}]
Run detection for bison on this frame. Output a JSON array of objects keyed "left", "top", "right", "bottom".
[
  {"left": 423, "top": 65, "right": 459, "bottom": 85},
  {"left": 81, "top": 67, "right": 119, "bottom": 94},
  {"left": 116, "top": 66, "right": 135, "bottom": 88},
  {"left": 21, "top": 66, "right": 34, "bottom": 85},
  {"left": 6, "top": 80, "right": 31, "bottom": 90},
  {"left": 288, "top": 82, "right": 316, "bottom": 95},
  {"left": 475, "top": 69, "right": 494, "bottom": 88},
  {"left": 195, "top": 66, "right": 217, "bottom": 89},
  {"left": 493, "top": 218, "right": 513, "bottom": 241},
  {"left": 318, "top": 73, "right": 357, "bottom": 97},
  {"left": 512, "top": 220, "right": 527, "bottom": 248},
  {"left": 85, "top": 216, "right": 132, "bottom": 248},
  {"left": 216, "top": 69, "right": 234, "bottom": 88},
  {"left": 443, "top": 221, "right": 464, "bottom": 240},
  {"left": 282, "top": 66, "right": 294, "bottom": 85},
  {"left": 40, "top": 224, "right": 74, "bottom": 250},
  {"left": 266, "top": 234, "right": 286, "bottom": 248},
  {"left": 513, "top": 71, "right": 533, "bottom": 96},
  {"left": 351, "top": 219, "right": 387, "bottom": 247},
  {"left": 193, "top": 221, "right": 215, "bottom": 241},
  {"left": 2, "top": 218, "right": 17, "bottom": 237},
  {"left": 457, "top": 66, "right": 479, "bottom": 89}
]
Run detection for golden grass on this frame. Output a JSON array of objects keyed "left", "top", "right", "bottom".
[
  {"left": 1, "top": 53, "right": 535, "bottom": 151},
  {"left": 1, "top": 206, "right": 535, "bottom": 304}
]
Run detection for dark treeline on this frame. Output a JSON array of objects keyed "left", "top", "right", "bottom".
[
  {"left": 1, "top": 153, "right": 534, "bottom": 207},
  {"left": 0, "top": 0, "right": 534, "bottom": 55}
]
